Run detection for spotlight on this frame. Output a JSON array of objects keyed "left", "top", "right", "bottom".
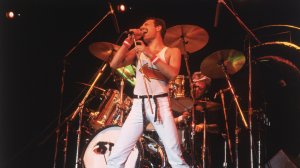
[
  {"left": 117, "top": 4, "right": 126, "bottom": 12},
  {"left": 5, "top": 11, "right": 20, "bottom": 20},
  {"left": 6, "top": 11, "right": 15, "bottom": 19}
]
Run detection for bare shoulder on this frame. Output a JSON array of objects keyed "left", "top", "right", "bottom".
[
  {"left": 165, "top": 47, "right": 181, "bottom": 65},
  {"left": 166, "top": 47, "right": 181, "bottom": 55}
]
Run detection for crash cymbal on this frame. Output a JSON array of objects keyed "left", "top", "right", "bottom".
[
  {"left": 89, "top": 42, "right": 120, "bottom": 62},
  {"left": 164, "top": 25, "right": 209, "bottom": 54},
  {"left": 194, "top": 100, "right": 221, "bottom": 112},
  {"left": 200, "top": 49, "right": 246, "bottom": 79}
]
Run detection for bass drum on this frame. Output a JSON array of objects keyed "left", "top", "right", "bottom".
[
  {"left": 82, "top": 126, "right": 142, "bottom": 168},
  {"left": 82, "top": 125, "right": 169, "bottom": 168}
]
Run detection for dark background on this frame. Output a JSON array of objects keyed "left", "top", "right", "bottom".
[{"left": 1, "top": 0, "right": 300, "bottom": 167}]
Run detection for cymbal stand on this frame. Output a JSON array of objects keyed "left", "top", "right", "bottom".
[
  {"left": 63, "top": 121, "right": 70, "bottom": 168},
  {"left": 220, "top": 90, "right": 233, "bottom": 164},
  {"left": 220, "top": 63, "right": 248, "bottom": 129},
  {"left": 222, "top": 134, "right": 228, "bottom": 168},
  {"left": 235, "top": 107, "right": 241, "bottom": 168},
  {"left": 179, "top": 26, "right": 197, "bottom": 167},
  {"left": 118, "top": 77, "right": 125, "bottom": 125},
  {"left": 201, "top": 110, "right": 207, "bottom": 168},
  {"left": 70, "top": 63, "right": 108, "bottom": 168},
  {"left": 217, "top": 1, "right": 261, "bottom": 167},
  {"left": 52, "top": 5, "right": 116, "bottom": 167}
]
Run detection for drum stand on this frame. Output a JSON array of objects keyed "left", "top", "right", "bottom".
[
  {"left": 201, "top": 110, "right": 207, "bottom": 168},
  {"left": 216, "top": 0, "right": 261, "bottom": 167},
  {"left": 219, "top": 90, "right": 233, "bottom": 165},
  {"left": 219, "top": 63, "right": 247, "bottom": 168},
  {"left": 69, "top": 63, "right": 108, "bottom": 168},
  {"left": 176, "top": 26, "right": 198, "bottom": 167}
]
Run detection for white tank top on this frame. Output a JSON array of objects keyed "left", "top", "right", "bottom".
[{"left": 133, "top": 47, "right": 169, "bottom": 95}]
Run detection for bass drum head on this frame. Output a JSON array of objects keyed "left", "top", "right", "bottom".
[{"left": 82, "top": 125, "right": 141, "bottom": 168}]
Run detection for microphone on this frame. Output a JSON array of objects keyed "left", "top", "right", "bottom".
[
  {"left": 108, "top": 2, "right": 120, "bottom": 34},
  {"left": 125, "top": 28, "right": 148, "bottom": 36},
  {"left": 214, "top": 87, "right": 231, "bottom": 99},
  {"left": 214, "top": 0, "right": 222, "bottom": 28}
]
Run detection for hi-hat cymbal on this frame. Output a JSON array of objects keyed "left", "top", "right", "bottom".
[
  {"left": 164, "top": 25, "right": 209, "bottom": 54},
  {"left": 194, "top": 100, "right": 221, "bottom": 112},
  {"left": 89, "top": 42, "right": 120, "bottom": 62},
  {"left": 200, "top": 49, "right": 246, "bottom": 79}
]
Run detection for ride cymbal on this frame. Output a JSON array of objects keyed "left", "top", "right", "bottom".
[
  {"left": 200, "top": 49, "right": 246, "bottom": 79},
  {"left": 89, "top": 42, "right": 120, "bottom": 62},
  {"left": 164, "top": 25, "right": 209, "bottom": 54}
]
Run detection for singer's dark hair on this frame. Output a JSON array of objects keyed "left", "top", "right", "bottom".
[{"left": 145, "top": 17, "right": 166, "bottom": 38}]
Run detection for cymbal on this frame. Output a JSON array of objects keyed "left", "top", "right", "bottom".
[
  {"left": 89, "top": 42, "right": 120, "bottom": 62},
  {"left": 170, "top": 97, "right": 194, "bottom": 113},
  {"left": 164, "top": 25, "right": 209, "bottom": 54},
  {"left": 200, "top": 49, "right": 246, "bottom": 79},
  {"left": 116, "top": 65, "right": 136, "bottom": 86},
  {"left": 194, "top": 100, "right": 221, "bottom": 112}
]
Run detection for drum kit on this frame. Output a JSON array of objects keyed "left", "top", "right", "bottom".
[
  {"left": 51, "top": 1, "right": 300, "bottom": 167},
  {"left": 64, "top": 21, "right": 300, "bottom": 167},
  {"left": 72, "top": 22, "right": 251, "bottom": 168}
]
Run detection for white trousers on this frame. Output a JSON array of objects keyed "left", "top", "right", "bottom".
[{"left": 107, "top": 96, "right": 189, "bottom": 168}]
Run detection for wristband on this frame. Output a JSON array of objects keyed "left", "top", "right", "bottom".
[
  {"left": 123, "top": 40, "right": 131, "bottom": 48},
  {"left": 151, "top": 56, "right": 160, "bottom": 64}
]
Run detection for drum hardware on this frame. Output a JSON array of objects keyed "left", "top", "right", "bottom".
[
  {"left": 164, "top": 24, "right": 209, "bottom": 55},
  {"left": 200, "top": 49, "right": 248, "bottom": 128},
  {"left": 89, "top": 42, "right": 137, "bottom": 85},
  {"left": 194, "top": 123, "right": 219, "bottom": 134},
  {"left": 194, "top": 100, "right": 221, "bottom": 113},
  {"left": 82, "top": 126, "right": 168, "bottom": 168},
  {"left": 69, "top": 63, "right": 109, "bottom": 168},
  {"left": 51, "top": 3, "right": 118, "bottom": 167},
  {"left": 221, "top": 133, "right": 228, "bottom": 168},
  {"left": 215, "top": 1, "right": 263, "bottom": 167},
  {"left": 164, "top": 24, "right": 209, "bottom": 167},
  {"left": 88, "top": 89, "right": 132, "bottom": 131},
  {"left": 169, "top": 75, "right": 194, "bottom": 113},
  {"left": 82, "top": 126, "right": 142, "bottom": 168},
  {"left": 201, "top": 48, "right": 249, "bottom": 166}
]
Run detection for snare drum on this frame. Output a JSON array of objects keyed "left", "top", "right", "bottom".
[{"left": 88, "top": 89, "right": 132, "bottom": 131}]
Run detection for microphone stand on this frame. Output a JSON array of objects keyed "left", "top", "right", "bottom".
[
  {"left": 52, "top": 7, "right": 115, "bottom": 168},
  {"left": 132, "top": 35, "right": 155, "bottom": 115},
  {"left": 217, "top": 1, "right": 261, "bottom": 167},
  {"left": 70, "top": 63, "right": 108, "bottom": 168}
]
